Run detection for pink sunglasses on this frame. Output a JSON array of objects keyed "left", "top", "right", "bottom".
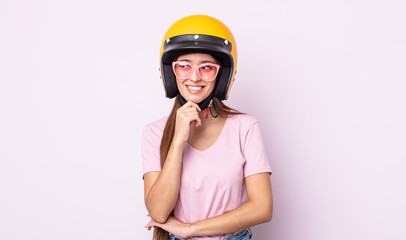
[{"left": 172, "top": 61, "right": 221, "bottom": 82}]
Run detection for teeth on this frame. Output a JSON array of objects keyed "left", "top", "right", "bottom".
[{"left": 187, "top": 85, "right": 203, "bottom": 90}]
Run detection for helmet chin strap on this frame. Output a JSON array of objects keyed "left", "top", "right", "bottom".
[{"left": 177, "top": 91, "right": 219, "bottom": 118}]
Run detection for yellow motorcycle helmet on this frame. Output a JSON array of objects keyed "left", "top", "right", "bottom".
[{"left": 159, "top": 15, "right": 238, "bottom": 110}]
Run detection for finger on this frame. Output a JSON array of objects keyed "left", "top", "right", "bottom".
[
  {"left": 193, "top": 112, "right": 202, "bottom": 126},
  {"left": 183, "top": 101, "right": 201, "bottom": 111},
  {"left": 145, "top": 222, "right": 155, "bottom": 228},
  {"left": 189, "top": 116, "right": 201, "bottom": 127},
  {"left": 189, "top": 101, "right": 202, "bottom": 111},
  {"left": 183, "top": 112, "right": 200, "bottom": 120},
  {"left": 151, "top": 220, "right": 161, "bottom": 227},
  {"left": 179, "top": 101, "right": 193, "bottom": 109},
  {"left": 145, "top": 219, "right": 156, "bottom": 228},
  {"left": 177, "top": 107, "right": 198, "bottom": 116},
  {"left": 182, "top": 108, "right": 199, "bottom": 115},
  {"left": 186, "top": 112, "right": 201, "bottom": 127}
]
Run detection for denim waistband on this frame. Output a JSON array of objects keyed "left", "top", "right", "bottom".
[
  {"left": 226, "top": 228, "right": 252, "bottom": 240},
  {"left": 169, "top": 228, "right": 252, "bottom": 240}
]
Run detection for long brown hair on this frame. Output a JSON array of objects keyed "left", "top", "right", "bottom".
[{"left": 152, "top": 96, "right": 244, "bottom": 240}]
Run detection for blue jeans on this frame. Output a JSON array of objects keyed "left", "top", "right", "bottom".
[{"left": 169, "top": 228, "right": 252, "bottom": 240}]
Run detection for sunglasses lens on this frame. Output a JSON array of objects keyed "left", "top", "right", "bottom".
[
  {"left": 198, "top": 65, "right": 218, "bottom": 81},
  {"left": 174, "top": 63, "right": 192, "bottom": 79}
]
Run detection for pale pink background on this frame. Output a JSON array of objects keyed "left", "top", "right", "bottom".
[{"left": 0, "top": 0, "right": 405, "bottom": 239}]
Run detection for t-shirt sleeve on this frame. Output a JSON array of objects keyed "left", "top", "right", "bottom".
[
  {"left": 141, "top": 124, "right": 162, "bottom": 179},
  {"left": 242, "top": 121, "right": 272, "bottom": 177}
]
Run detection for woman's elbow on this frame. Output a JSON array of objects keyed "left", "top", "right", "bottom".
[
  {"left": 263, "top": 209, "right": 273, "bottom": 222},
  {"left": 148, "top": 210, "right": 169, "bottom": 224},
  {"left": 260, "top": 203, "right": 273, "bottom": 223},
  {"left": 146, "top": 203, "right": 170, "bottom": 223}
]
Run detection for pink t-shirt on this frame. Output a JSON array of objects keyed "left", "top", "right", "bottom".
[{"left": 141, "top": 113, "right": 272, "bottom": 240}]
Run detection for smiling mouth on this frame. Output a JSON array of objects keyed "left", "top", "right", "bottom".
[{"left": 186, "top": 85, "right": 205, "bottom": 90}]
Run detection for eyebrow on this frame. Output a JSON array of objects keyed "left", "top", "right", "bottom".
[{"left": 177, "top": 59, "right": 217, "bottom": 64}]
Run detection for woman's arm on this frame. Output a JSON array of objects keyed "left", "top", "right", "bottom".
[
  {"left": 146, "top": 172, "right": 273, "bottom": 238},
  {"left": 144, "top": 140, "right": 185, "bottom": 223},
  {"left": 190, "top": 173, "right": 273, "bottom": 236},
  {"left": 144, "top": 101, "right": 202, "bottom": 223}
]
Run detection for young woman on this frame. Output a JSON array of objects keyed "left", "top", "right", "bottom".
[{"left": 142, "top": 15, "right": 273, "bottom": 240}]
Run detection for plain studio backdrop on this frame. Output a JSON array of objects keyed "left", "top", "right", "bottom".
[{"left": 0, "top": 0, "right": 405, "bottom": 239}]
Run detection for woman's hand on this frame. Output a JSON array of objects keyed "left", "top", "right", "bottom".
[
  {"left": 173, "top": 101, "right": 202, "bottom": 144},
  {"left": 145, "top": 215, "right": 193, "bottom": 239}
]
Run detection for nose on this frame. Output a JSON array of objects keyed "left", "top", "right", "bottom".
[{"left": 190, "top": 68, "right": 201, "bottom": 82}]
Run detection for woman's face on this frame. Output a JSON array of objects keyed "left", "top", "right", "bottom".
[{"left": 174, "top": 53, "right": 219, "bottom": 104}]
